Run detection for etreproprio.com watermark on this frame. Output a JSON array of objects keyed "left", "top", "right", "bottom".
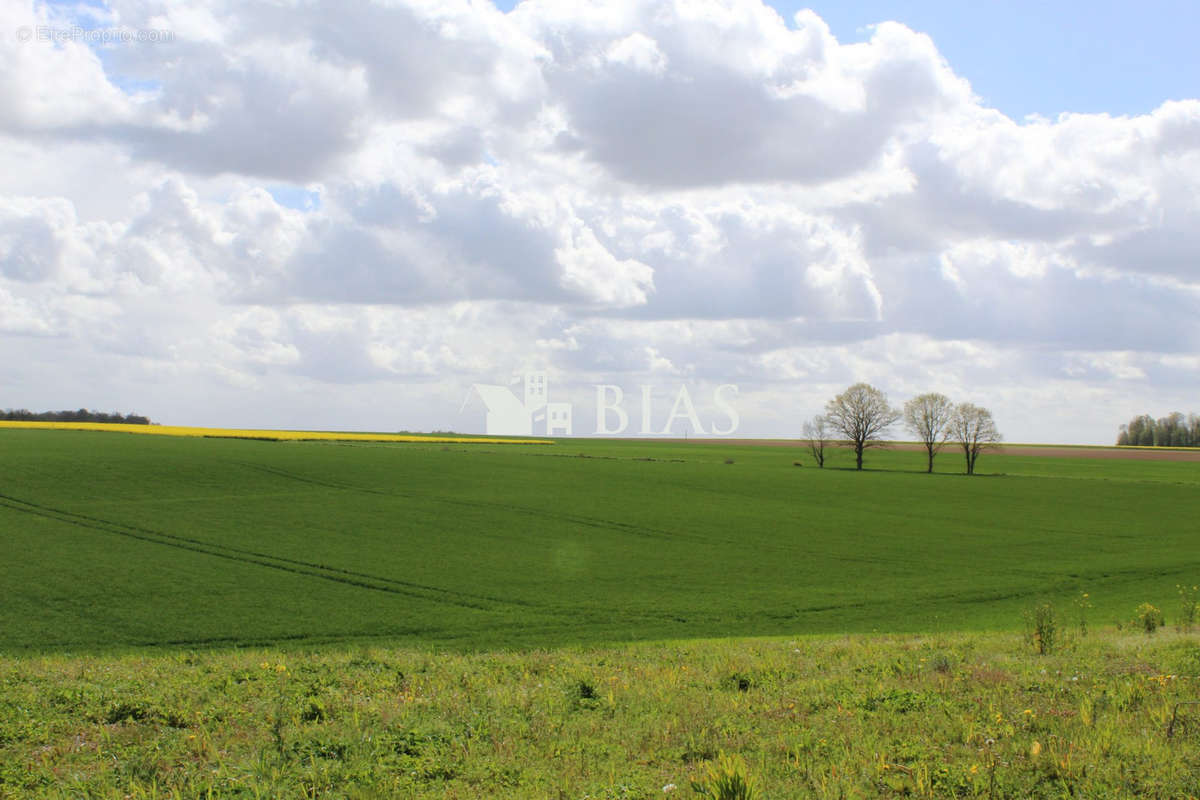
[{"left": 14, "top": 25, "right": 174, "bottom": 45}]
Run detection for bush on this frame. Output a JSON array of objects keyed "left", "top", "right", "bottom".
[{"left": 1135, "top": 603, "right": 1164, "bottom": 634}]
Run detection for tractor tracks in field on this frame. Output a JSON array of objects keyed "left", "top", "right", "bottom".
[
  {"left": 0, "top": 492, "right": 529, "bottom": 613},
  {"left": 0, "top": 489, "right": 704, "bottom": 631}
]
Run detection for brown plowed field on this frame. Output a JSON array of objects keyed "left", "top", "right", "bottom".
[{"left": 663, "top": 439, "right": 1200, "bottom": 461}]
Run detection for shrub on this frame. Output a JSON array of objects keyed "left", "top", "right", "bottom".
[
  {"left": 1135, "top": 603, "right": 1164, "bottom": 634},
  {"left": 690, "top": 751, "right": 758, "bottom": 800},
  {"left": 1023, "top": 602, "right": 1057, "bottom": 655}
]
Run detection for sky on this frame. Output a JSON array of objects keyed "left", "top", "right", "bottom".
[{"left": 1, "top": 0, "right": 1198, "bottom": 443}]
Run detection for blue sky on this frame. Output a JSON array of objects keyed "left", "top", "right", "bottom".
[{"left": 496, "top": 0, "right": 1199, "bottom": 120}]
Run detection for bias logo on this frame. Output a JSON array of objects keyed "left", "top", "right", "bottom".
[{"left": 463, "top": 371, "right": 738, "bottom": 437}]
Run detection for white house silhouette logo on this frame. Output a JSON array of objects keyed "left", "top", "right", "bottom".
[{"left": 465, "top": 371, "right": 573, "bottom": 436}]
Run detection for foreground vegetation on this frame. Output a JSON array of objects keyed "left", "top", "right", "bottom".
[{"left": 1, "top": 628, "right": 1198, "bottom": 798}]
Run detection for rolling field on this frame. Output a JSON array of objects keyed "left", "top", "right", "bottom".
[
  {"left": 3, "top": 428, "right": 1200, "bottom": 797},
  {"left": 1, "top": 429, "right": 1198, "bottom": 652}
]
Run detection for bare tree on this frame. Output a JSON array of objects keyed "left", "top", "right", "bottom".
[
  {"left": 824, "top": 383, "right": 900, "bottom": 470},
  {"left": 903, "top": 393, "right": 955, "bottom": 473},
  {"left": 802, "top": 415, "right": 832, "bottom": 468},
  {"left": 952, "top": 403, "right": 1002, "bottom": 475}
]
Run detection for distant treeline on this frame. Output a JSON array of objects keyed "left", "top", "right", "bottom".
[
  {"left": 1117, "top": 413, "right": 1200, "bottom": 447},
  {"left": 1, "top": 408, "right": 152, "bottom": 425}
]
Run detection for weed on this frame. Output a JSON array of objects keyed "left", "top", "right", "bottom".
[
  {"left": 689, "top": 751, "right": 758, "bottom": 800},
  {"left": 101, "top": 701, "right": 151, "bottom": 725},
  {"left": 300, "top": 699, "right": 328, "bottom": 723},
  {"left": 571, "top": 679, "right": 601, "bottom": 709},
  {"left": 1177, "top": 584, "right": 1198, "bottom": 632},
  {"left": 1074, "top": 591, "right": 1093, "bottom": 637},
  {"left": 1023, "top": 602, "right": 1057, "bottom": 655},
  {"left": 1135, "top": 603, "right": 1164, "bottom": 634},
  {"left": 723, "top": 673, "right": 753, "bottom": 692}
]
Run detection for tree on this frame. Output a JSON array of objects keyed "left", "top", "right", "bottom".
[
  {"left": 802, "top": 415, "right": 832, "bottom": 468},
  {"left": 952, "top": 403, "right": 1002, "bottom": 475},
  {"left": 903, "top": 393, "right": 954, "bottom": 473},
  {"left": 1135, "top": 414, "right": 1155, "bottom": 446},
  {"left": 824, "top": 383, "right": 900, "bottom": 470}
]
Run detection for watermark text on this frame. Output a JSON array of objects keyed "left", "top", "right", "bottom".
[{"left": 15, "top": 25, "right": 174, "bottom": 45}]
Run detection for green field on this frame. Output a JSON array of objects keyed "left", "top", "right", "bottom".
[
  {"left": 3, "top": 429, "right": 1200, "bottom": 797},
  {"left": 2, "top": 429, "right": 1198, "bottom": 652}
]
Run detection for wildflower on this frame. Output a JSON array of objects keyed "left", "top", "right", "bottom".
[
  {"left": 969, "top": 764, "right": 979, "bottom": 774},
  {"left": 662, "top": 784, "right": 676, "bottom": 793}
]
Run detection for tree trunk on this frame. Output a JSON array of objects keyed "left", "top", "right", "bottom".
[
  {"left": 855, "top": 445, "right": 863, "bottom": 470},
  {"left": 926, "top": 448, "right": 934, "bottom": 473}
]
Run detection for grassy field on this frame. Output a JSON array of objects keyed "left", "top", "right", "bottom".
[
  {"left": 2, "top": 629, "right": 1198, "bottom": 797},
  {"left": 2, "top": 429, "right": 1199, "bottom": 652},
  {"left": 2, "top": 428, "right": 1200, "bottom": 797}
]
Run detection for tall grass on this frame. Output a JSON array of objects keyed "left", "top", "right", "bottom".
[{"left": 1, "top": 628, "right": 1198, "bottom": 798}]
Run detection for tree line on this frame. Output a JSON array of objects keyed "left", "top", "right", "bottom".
[
  {"left": 802, "top": 383, "right": 1002, "bottom": 474},
  {"left": 1, "top": 408, "right": 152, "bottom": 425},
  {"left": 1116, "top": 413, "right": 1200, "bottom": 447}
]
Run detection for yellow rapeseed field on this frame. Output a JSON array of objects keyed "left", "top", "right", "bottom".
[{"left": 0, "top": 421, "right": 546, "bottom": 445}]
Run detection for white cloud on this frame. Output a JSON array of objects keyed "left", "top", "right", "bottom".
[{"left": 0, "top": 0, "right": 1198, "bottom": 443}]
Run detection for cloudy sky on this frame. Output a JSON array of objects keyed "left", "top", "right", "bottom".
[{"left": 1, "top": 0, "right": 1198, "bottom": 443}]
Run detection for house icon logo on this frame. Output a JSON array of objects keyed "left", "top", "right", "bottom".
[{"left": 463, "top": 371, "right": 573, "bottom": 436}]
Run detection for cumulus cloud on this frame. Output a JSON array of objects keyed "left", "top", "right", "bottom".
[{"left": 1, "top": 0, "right": 1198, "bottom": 443}]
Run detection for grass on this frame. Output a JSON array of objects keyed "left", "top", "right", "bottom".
[
  {"left": 2, "top": 429, "right": 1200, "bottom": 796},
  {"left": 1, "top": 430, "right": 1198, "bottom": 652},
  {"left": 1, "top": 629, "right": 1198, "bottom": 797}
]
